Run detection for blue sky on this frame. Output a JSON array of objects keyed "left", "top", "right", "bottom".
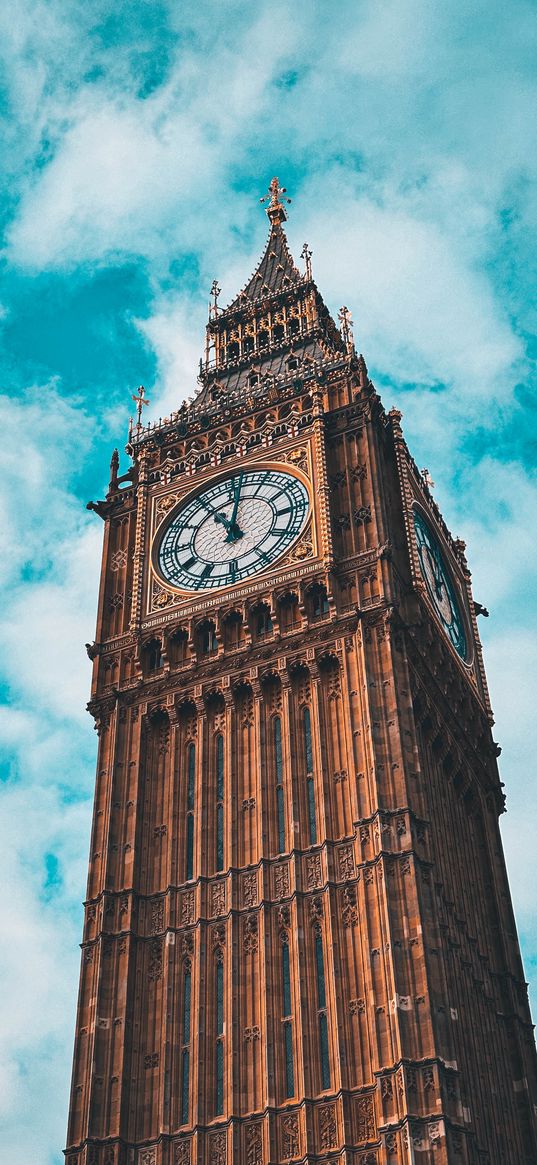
[{"left": 0, "top": 2, "right": 536, "bottom": 1161}]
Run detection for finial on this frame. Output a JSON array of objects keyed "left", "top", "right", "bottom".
[
  {"left": 109, "top": 448, "right": 119, "bottom": 489},
  {"left": 260, "top": 176, "right": 291, "bottom": 225},
  {"left": 131, "top": 385, "right": 150, "bottom": 430},
  {"left": 421, "top": 468, "right": 435, "bottom": 490},
  {"left": 338, "top": 306, "right": 354, "bottom": 351},
  {"left": 301, "top": 242, "right": 312, "bottom": 280},
  {"left": 210, "top": 279, "right": 221, "bottom": 317}
]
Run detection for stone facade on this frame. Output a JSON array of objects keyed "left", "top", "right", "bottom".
[{"left": 66, "top": 185, "right": 537, "bottom": 1164}]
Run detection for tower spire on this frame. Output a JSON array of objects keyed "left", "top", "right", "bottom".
[{"left": 260, "top": 176, "right": 291, "bottom": 225}]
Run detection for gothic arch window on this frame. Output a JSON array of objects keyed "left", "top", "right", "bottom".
[
  {"left": 215, "top": 955, "right": 225, "bottom": 1115},
  {"left": 185, "top": 742, "right": 196, "bottom": 880},
  {"left": 307, "top": 583, "right": 329, "bottom": 621},
  {"left": 278, "top": 592, "right": 300, "bottom": 634},
  {"left": 251, "top": 601, "right": 273, "bottom": 640},
  {"left": 227, "top": 340, "right": 239, "bottom": 360},
  {"left": 314, "top": 928, "right": 331, "bottom": 1089},
  {"left": 168, "top": 627, "right": 189, "bottom": 666},
  {"left": 223, "top": 610, "right": 243, "bottom": 651},
  {"left": 289, "top": 317, "right": 300, "bottom": 336},
  {"left": 258, "top": 328, "right": 269, "bottom": 348},
  {"left": 273, "top": 716, "right": 286, "bottom": 854},
  {"left": 215, "top": 733, "right": 225, "bottom": 873},
  {"left": 243, "top": 335, "right": 254, "bottom": 354},
  {"left": 282, "top": 938, "right": 294, "bottom": 1098},
  {"left": 303, "top": 706, "right": 317, "bottom": 845},
  {"left": 197, "top": 619, "right": 218, "bottom": 655},
  {"left": 273, "top": 322, "right": 285, "bottom": 342},
  {"left": 180, "top": 960, "right": 192, "bottom": 1124},
  {"left": 144, "top": 637, "right": 164, "bottom": 674}
]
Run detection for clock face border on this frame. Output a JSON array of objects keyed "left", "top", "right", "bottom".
[
  {"left": 150, "top": 461, "right": 313, "bottom": 596},
  {"left": 412, "top": 505, "right": 471, "bottom": 665}
]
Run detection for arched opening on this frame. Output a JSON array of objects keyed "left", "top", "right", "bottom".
[
  {"left": 307, "top": 583, "right": 330, "bottom": 621},
  {"left": 278, "top": 592, "right": 300, "bottom": 634},
  {"left": 196, "top": 619, "right": 218, "bottom": 656},
  {"left": 168, "top": 627, "right": 189, "bottom": 666},
  {"left": 251, "top": 601, "right": 273, "bottom": 640}
]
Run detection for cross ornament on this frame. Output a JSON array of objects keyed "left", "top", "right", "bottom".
[
  {"left": 132, "top": 385, "right": 150, "bottom": 429},
  {"left": 210, "top": 279, "right": 221, "bottom": 317},
  {"left": 260, "top": 177, "right": 291, "bottom": 225}
]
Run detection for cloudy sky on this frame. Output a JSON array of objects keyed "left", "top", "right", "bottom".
[{"left": 0, "top": 2, "right": 536, "bottom": 1161}]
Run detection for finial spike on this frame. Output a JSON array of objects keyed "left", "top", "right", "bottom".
[
  {"left": 338, "top": 306, "right": 355, "bottom": 352},
  {"left": 132, "top": 384, "right": 150, "bottom": 430},
  {"left": 260, "top": 176, "right": 291, "bottom": 225},
  {"left": 301, "top": 242, "right": 312, "bottom": 280}
]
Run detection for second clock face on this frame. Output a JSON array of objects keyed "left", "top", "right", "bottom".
[
  {"left": 413, "top": 508, "right": 468, "bottom": 660},
  {"left": 156, "top": 468, "right": 310, "bottom": 591}
]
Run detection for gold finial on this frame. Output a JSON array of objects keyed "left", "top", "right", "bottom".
[
  {"left": 421, "top": 468, "right": 436, "bottom": 490},
  {"left": 338, "top": 306, "right": 354, "bottom": 350},
  {"left": 260, "top": 176, "right": 291, "bottom": 225},
  {"left": 132, "top": 384, "right": 150, "bottom": 430},
  {"left": 210, "top": 279, "right": 221, "bottom": 318},
  {"left": 301, "top": 242, "right": 312, "bottom": 280}
]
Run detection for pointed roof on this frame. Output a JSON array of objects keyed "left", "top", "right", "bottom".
[{"left": 226, "top": 222, "right": 304, "bottom": 310}]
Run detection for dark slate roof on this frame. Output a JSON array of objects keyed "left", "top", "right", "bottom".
[{"left": 226, "top": 223, "right": 303, "bottom": 309}]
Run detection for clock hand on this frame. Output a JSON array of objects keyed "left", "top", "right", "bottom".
[{"left": 225, "top": 473, "right": 244, "bottom": 543}]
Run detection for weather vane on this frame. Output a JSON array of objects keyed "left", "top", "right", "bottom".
[
  {"left": 301, "top": 242, "right": 312, "bottom": 280},
  {"left": 338, "top": 305, "right": 354, "bottom": 350},
  {"left": 260, "top": 176, "right": 291, "bottom": 225},
  {"left": 132, "top": 384, "right": 150, "bottom": 430}
]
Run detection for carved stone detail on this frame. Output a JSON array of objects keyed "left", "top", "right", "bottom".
[
  {"left": 357, "top": 1095, "right": 376, "bottom": 1141},
  {"left": 246, "top": 1122, "right": 263, "bottom": 1165},
  {"left": 274, "top": 862, "right": 290, "bottom": 898},
  {"left": 243, "top": 872, "right": 257, "bottom": 908},
  {"left": 209, "top": 1131, "right": 227, "bottom": 1165},
  {"left": 319, "top": 1103, "right": 337, "bottom": 1149},
  {"left": 281, "top": 1113, "right": 300, "bottom": 1159},
  {"left": 306, "top": 853, "right": 322, "bottom": 888}
]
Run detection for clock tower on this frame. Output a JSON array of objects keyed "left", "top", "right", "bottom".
[{"left": 66, "top": 180, "right": 537, "bottom": 1165}]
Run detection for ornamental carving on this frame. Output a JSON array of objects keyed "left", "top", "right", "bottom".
[
  {"left": 243, "top": 872, "right": 257, "bottom": 908},
  {"left": 246, "top": 1122, "right": 263, "bottom": 1165},
  {"left": 244, "top": 914, "right": 259, "bottom": 955},
  {"left": 280, "top": 520, "right": 314, "bottom": 565},
  {"left": 282, "top": 446, "right": 309, "bottom": 475},
  {"left": 341, "top": 883, "right": 359, "bottom": 928},
  {"left": 309, "top": 895, "right": 324, "bottom": 926},
  {"left": 181, "top": 891, "right": 195, "bottom": 925},
  {"left": 274, "top": 863, "right": 290, "bottom": 898},
  {"left": 155, "top": 492, "right": 179, "bottom": 527},
  {"left": 211, "top": 881, "right": 226, "bottom": 917},
  {"left": 148, "top": 939, "right": 163, "bottom": 981},
  {"left": 174, "top": 1141, "right": 191, "bottom": 1165},
  {"left": 282, "top": 1113, "right": 300, "bottom": 1159},
  {"left": 150, "top": 898, "right": 164, "bottom": 935},
  {"left": 306, "top": 853, "right": 322, "bottom": 889},
  {"left": 213, "top": 924, "right": 226, "bottom": 962},
  {"left": 357, "top": 1096, "right": 376, "bottom": 1141},
  {"left": 209, "top": 1131, "right": 227, "bottom": 1165},
  {"left": 349, "top": 997, "right": 366, "bottom": 1015},
  {"left": 319, "top": 1104, "right": 337, "bottom": 1149},
  {"left": 138, "top": 1150, "right": 156, "bottom": 1165},
  {"left": 338, "top": 845, "right": 354, "bottom": 880}
]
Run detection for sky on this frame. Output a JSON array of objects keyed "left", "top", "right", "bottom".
[{"left": 0, "top": 1, "right": 536, "bottom": 1161}]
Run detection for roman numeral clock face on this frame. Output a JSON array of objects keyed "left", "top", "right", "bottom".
[
  {"left": 413, "top": 508, "right": 468, "bottom": 660},
  {"left": 155, "top": 468, "right": 310, "bottom": 591}
]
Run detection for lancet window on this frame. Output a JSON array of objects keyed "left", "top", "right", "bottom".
[
  {"left": 314, "top": 928, "right": 330, "bottom": 1090},
  {"left": 185, "top": 742, "right": 196, "bottom": 881},
  {"left": 303, "top": 706, "right": 317, "bottom": 845},
  {"left": 216, "top": 733, "right": 225, "bottom": 872},
  {"left": 273, "top": 716, "right": 286, "bottom": 854},
  {"left": 180, "top": 961, "right": 192, "bottom": 1124}
]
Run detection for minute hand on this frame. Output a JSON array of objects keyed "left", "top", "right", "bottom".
[{"left": 225, "top": 473, "right": 244, "bottom": 542}]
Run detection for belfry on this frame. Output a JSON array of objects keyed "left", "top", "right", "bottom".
[{"left": 65, "top": 180, "right": 537, "bottom": 1165}]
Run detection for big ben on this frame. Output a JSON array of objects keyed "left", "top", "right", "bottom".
[{"left": 65, "top": 179, "right": 537, "bottom": 1164}]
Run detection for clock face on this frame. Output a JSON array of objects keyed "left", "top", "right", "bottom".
[
  {"left": 156, "top": 468, "right": 310, "bottom": 591},
  {"left": 413, "top": 509, "right": 468, "bottom": 660}
]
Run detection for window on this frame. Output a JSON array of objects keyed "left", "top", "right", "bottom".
[
  {"left": 198, "top": 620, "right": 218, "bottom": 655},
  {"left": 216, "top": 734, "right": 224, "bottom": 872},
  {"left": 216, "top": 960, "right": 224, "bottom": 1115},
  {"left": 185, "top": 743, "right": 196, "bottom": 880},
  {"left": 146, "top": 638, "right": 164, "bottom": 672},
  {"left": 309, "top": 584, "right": 329, "bottom": 620},
  {"left": 314, "top": 930, "right": 330, "bottom": 1088},
  {"left": 274, "top": 323, "right": 285, "bottom": 342},
  {"left": 180, "top": 966, "right": 192, "bottom": 1124},
  {"left": 282, "top": 941, "right": 294, "bottom": 1098},
  {"left": 274, "top": 717, "right": 285, "bottom": 854},
  {"left": 255, "top": 604, "right": 273, "bottom": 638}
]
